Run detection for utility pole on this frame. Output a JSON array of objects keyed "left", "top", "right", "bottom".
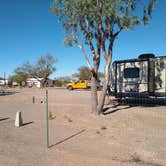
[{"left": 4, "top": 71, "right": 6, "bottom": 88}]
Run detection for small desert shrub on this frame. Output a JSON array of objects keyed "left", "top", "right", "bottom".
[
  {"left": 49, "top": 111, "right": 56, "bottom": 120},
  {"left": 101, "top": 126, "right": 107, "bottom": 130},
  {"left": 96, "top": 131, "right": 101, "bottom": 134},
  {"left": 130, "top": 153, "right": 141, "bottom": 163},
  {"left": 53, "top": 80, "right": 63, "bottom": 87}
]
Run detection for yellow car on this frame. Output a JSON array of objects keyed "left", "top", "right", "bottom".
[{"left": 66, "top": 80, "right": 89, "bottom": 90}]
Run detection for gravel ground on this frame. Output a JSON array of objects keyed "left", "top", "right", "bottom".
[{"left": 0, "top": 88, "right": 166, "bottom": 166}]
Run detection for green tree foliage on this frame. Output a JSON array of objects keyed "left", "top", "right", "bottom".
[
  {"left": 52, "top": 0, "right": 156, "bottom": 114},
  {"left": 53, "top": 79, "right": 63, "bottom": 87},
  {"left": 78, "top": 66, "right": 91, "bottom": 80},
  {"left": 34, "top": 54, "right": 57, "bottom": 78},
  {"left": 14, "top": 54, "right": 57, "bottom": 78},
  {"left": 98, "top": 72, "right": 104, "bottom": 79},
  {"left": 12, "top": 54, "right": 57, "bottom": 86},
  {"left": 54, "top": 76, "right": 71, "bottom": 87},
  {"left": 74, "top": 66, "right": 104, "bottom": 80},
  {"left": 14, "top": 62, "right": 34, "bottom": 78},
  {"left": 9, "top": 74, "right": 27, "bottom": 85}
]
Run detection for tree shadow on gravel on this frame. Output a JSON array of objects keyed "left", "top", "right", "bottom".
[
  {"left": 102, "top": 97, "right": 166, "bottom": 115},
  {"left": 0, "top": 90, "right": 19, "bottom": 96},
  {"left": 0, "top": 117, "right": 10, "bottom": 121},
  {"left": 102, "top": 104, "right": 132, "bottom": 115},
  {"left": 22, "top": 121, "right": 34, "bottom": 126},
  {"left": 119, "top": 97, "right": 166, "bottom": 107}
]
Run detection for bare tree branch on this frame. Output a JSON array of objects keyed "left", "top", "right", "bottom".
[
  {"left": 108, "top": 27, "right": 123, "bottom": 55},
  {"left": 77, "top": 43, "right": 93, "bottom": 71},
  {"left": 101, "top": 39, "right": 108, "bottom": 61},
  {"left": 89, "top": 41, "right": 96, "bottom": 60},
  {"left": 113, "top": 27, "right": 123, "bottom": 38}
]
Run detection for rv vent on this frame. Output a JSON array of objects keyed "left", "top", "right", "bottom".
[{"left": 138, "top": 54, "right": 155, "bottom": 59}]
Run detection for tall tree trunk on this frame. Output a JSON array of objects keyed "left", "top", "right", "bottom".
[
  {"left": 91, "top": 75, "right": 98, "bottom": 114},
  {"left": 97, "top": 57, "right": 111, "bottom": 114}
]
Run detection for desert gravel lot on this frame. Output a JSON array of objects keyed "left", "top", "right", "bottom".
[{"left": 0, "top": 88, "right": 166, "bottom": 166}]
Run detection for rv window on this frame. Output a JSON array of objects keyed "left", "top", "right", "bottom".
[{"left": 124, "top": 67, "right": 139, "bottom": 78}]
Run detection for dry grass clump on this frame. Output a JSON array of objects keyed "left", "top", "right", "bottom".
[
  {"left": 49, "top": 111, "right": 56, "bottom": 120},
  {"left": 130, "top": 153, "right": 141, "bottom": 163}
]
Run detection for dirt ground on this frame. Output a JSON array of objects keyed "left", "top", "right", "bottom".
[{"left": 0, "top": 88, "right": 166, "bottom": 166}]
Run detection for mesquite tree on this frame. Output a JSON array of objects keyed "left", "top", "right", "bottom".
[
  {"left": 14, "top": 54, "right": 57, "bottom": 87},
  {"left": 52, "top": 0, "right": 156, "bottom": 114}
]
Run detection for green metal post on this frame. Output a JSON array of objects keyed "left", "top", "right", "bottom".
[{"left": 46, "top": 90, "right": 49, "bottom": 148}]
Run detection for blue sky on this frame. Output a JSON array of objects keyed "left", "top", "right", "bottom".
[{"left": 0, "top": 0, "right": 166, "bottom": 79}]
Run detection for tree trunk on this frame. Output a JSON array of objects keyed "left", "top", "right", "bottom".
[
  {"left": 97, "top": 59, "right": 111, "bottom": 114},
  {"left": 91, "top": 75, "right": 98, "bottom": 114}
]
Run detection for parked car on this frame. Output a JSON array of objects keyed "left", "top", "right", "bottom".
[{"left": 66, "top": 80, "right": 102, "bottom": 90}]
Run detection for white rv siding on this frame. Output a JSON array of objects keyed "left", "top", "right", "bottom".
[
  {"left": 116, "top": 61, "right": 148, "bottom": 93},
  {"left": 111, "top": 55, "right": 166, "bottom": 98},
  {"left": 154, "top": 57, "right": 166, "bottom": 94}
]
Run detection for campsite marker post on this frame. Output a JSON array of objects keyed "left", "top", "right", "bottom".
[
  {"left": 33, "top": 96, "right": 35, "bottom": 104},
  {"left": 46, "top": 89, "right": 49, "bottom": 148}
]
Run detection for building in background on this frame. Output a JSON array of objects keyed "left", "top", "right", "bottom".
[
  {"left": 0, "top": 79, "right": 8, "bottom": 86},
  {"left": 26, "top": 78, "right": 53, "bottom": 88}
]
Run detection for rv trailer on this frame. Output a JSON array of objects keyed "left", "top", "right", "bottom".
[{"left": 110, "top": 54, "right": 166, "bottom": 98}]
